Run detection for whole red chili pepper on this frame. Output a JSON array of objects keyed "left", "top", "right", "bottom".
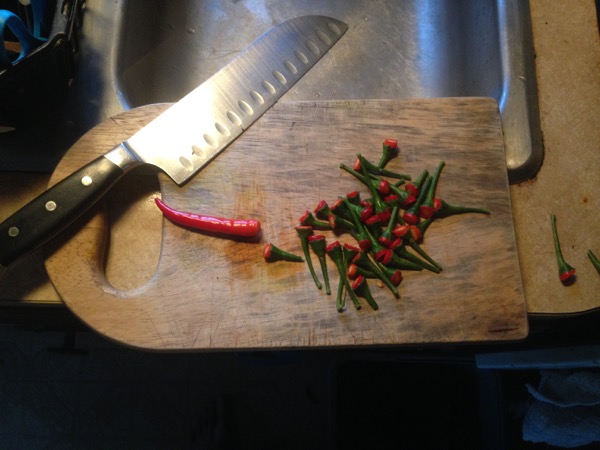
[{"left": 155, "top": 198, "right": 261, "bottom": 237}]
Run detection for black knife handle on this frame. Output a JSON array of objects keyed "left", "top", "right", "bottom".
[{"left": 0, "top": 149, "right": 136, "bottom": 268}]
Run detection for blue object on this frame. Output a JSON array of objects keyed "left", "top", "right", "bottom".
[{"left": 0, "top": 9, "right": 46, "bottom": 69}]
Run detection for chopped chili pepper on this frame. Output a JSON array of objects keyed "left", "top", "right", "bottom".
[
  {"left": 402, "top": 175, "right": 432, "bottom": 225},
  {"left": 550, "top": 214, "right": 576, "bottom": 285},
  {"left": 356, "top": 155, "right": 392, "bottom": 216},
  {"left": 299, "top": 210, "right": 331, "bottom": 229},
  {"left": 378, "top": 204, "right": 401, "bottom": 247},
  {"left": 351, "top": 275, "right": 379, "bottom": 310},
  {"left": 327, "top": 241, "right": 361, "bottom": 311},
  {"left": 314, "top": 200, "right": 354, "bottom": 230},
  {"left": 308, "top": 235, "right": 331, "bottom": 295},
  {"left": 295, "top": 226, "right": 322, "bottom": 291},
  {"left": 352, "top": 251, "right": 399, "bottom": 298},
  {"left": 419, "top": 161, "right": 445, "bottom": 220},
  {"left": 433, "top": 198, "right": 490, "bottom": 218},
  {"left": 378, "top": 179, "right": 391, "bottom": 196},
  {"left": 409, "top": 225, "right": 421, "bottom": 242},
  {"left": 355, "top": 154, "right": 411, "bottom": 180},
  {"left": 392, "top": 224, "right": 410, "bottom": 239},
  {"left": 378, "top": 138, "right": 399, "bottom": 169},
  {"left": 155, "top": 197, "right": 261, "bottom": 237},
  {"left": 263, "top": 243, "right": 304, "bottom": 263},
  {"left": 342, "top": 243, "right": 361, "bottom": 262},
  {"left": 313, "top": 200, "right": 331, "bottom": 220},
  {"left": 346, "top": 190, "right": 362, "bottom": 206},
  {"left": 404, "top": 169, "right": 429, "bottom": 198},
  {"left": 347, "top": 263, "right": 376, "bottom": 280},
  {"left": 588, "top": 250, "right": 600, "bottom": 275}
]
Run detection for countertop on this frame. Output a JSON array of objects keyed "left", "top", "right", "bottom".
[{"left": 1, "top": 0, "right": 599, "bottom": 317}]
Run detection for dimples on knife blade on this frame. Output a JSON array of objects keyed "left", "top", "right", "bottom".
[{"left": 124, "top": 16, "right": 348, "bottom": 185}]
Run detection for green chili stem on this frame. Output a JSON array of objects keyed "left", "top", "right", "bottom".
[
  {"left": 360, "top": 155, "right": 411, "bottom": 180},
  {"left": 357, "top": 154, "right": 389, "bottom": 215},
  {"left": 587, "top": 250, "right": 600, "bottom": 275},
  {"left": 327, "top": 242, "right": 361, "bottom": 311},
  {"left": 263, "top": 243, "right": 303, "bottom": 263},
  {"left": 309, "top": 236, "right": 331, "bottom": 295},
  {"left": 435, "top": 199, "right": 490, "bottom": 218},
  {"left": 295, "top": 227, "right": 322, "bottom": 290},
  {"left": 550, "top": 214, "right": 576, "bottom": 284},
  {"left": 352, "top": 276, "right": 379, "bottom": 310}
]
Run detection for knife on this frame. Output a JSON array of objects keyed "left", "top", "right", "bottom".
[{"left": 0, "top": 15, "right": 348, "bottom": 276}]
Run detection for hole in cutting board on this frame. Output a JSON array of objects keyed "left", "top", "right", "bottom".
[{"left": 103, "top": 165, "right": 162, "bottom": 291}]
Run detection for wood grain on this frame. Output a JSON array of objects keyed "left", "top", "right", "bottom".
[{"left": 45, "top": 98, "right": 527, "bottom": 350}]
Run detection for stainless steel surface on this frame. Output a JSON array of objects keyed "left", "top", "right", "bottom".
[
  {"left": 113, "top": 0, "right": 542, "bottom": 183},
  {"left": 124, "top": 16, "right": 347, "bottom": 185},
  {"left": 6, "top": 0, "right": 540, "bottom": 182}
]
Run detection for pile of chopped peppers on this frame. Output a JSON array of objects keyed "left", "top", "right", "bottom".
[{"left": 265, "top": 138, "right": 491, "bottom": 312}]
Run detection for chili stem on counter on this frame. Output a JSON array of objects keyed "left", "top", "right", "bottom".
[
  {"left": 550, "top": 214, "right": 576, "bottom": 285},
  {"left": 588, "top": 250, "right": 600, "bottom": 275}
]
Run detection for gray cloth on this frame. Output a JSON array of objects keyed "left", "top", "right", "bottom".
[{"left": 523, "top": 370, "right": 600, "bottom": 448}]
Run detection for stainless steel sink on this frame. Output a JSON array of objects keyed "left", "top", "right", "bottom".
[
  {"left": 78, "top": 0, "right": 542, "bottom": 183},
  {"left": 7, "top": 0, "right": 543, "bottom": 183}
]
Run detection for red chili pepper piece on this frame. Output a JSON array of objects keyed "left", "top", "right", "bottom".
[
  {"left": 409, "top": 225, "right": 422, "bottom": 242},
  {"left": 392, "top": 224, "right": 409, "bottom": 238},
  {"left": 378, "top": 179, "right": 391, "bottom": 196},
  {"left": 419, "top": 205, "right": 436, "bottom": 220},
  {"left": 360, "top": 205, "right": 374, "bottom": 222},
  {"left": 346, "top": 191, "right": 362, "bottom": 205},
  {"left": 155, "top": 198, "right": 261, "bottom": 237},
  {"left": 383, "top": 138, "right": 398, "bottom": 149},
  {"left": 401, "top": 194, "right": 417, "bottom": 209},
  {"left": 405, "top": 183, "right": 419, "bottom": 197},
  {"left": 433, "top": 198, "right": 490, "bottom": 218},
  {"left": 402, "top": 211, "right": 419, "bottom": 226},
  {"left": 378, "top": 139, "right": 399, "bottom": 169},
  {"left": 375, "top": 248, "right": 393, "bottom": 265}
]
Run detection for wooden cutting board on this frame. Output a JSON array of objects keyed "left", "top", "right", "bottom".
[{"left": 45, "top": 98, "right": 527, "bottom": 350}]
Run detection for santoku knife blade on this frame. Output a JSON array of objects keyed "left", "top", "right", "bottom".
[{"left": 0, "top": 15, "right": 347, "bottom": 276}]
